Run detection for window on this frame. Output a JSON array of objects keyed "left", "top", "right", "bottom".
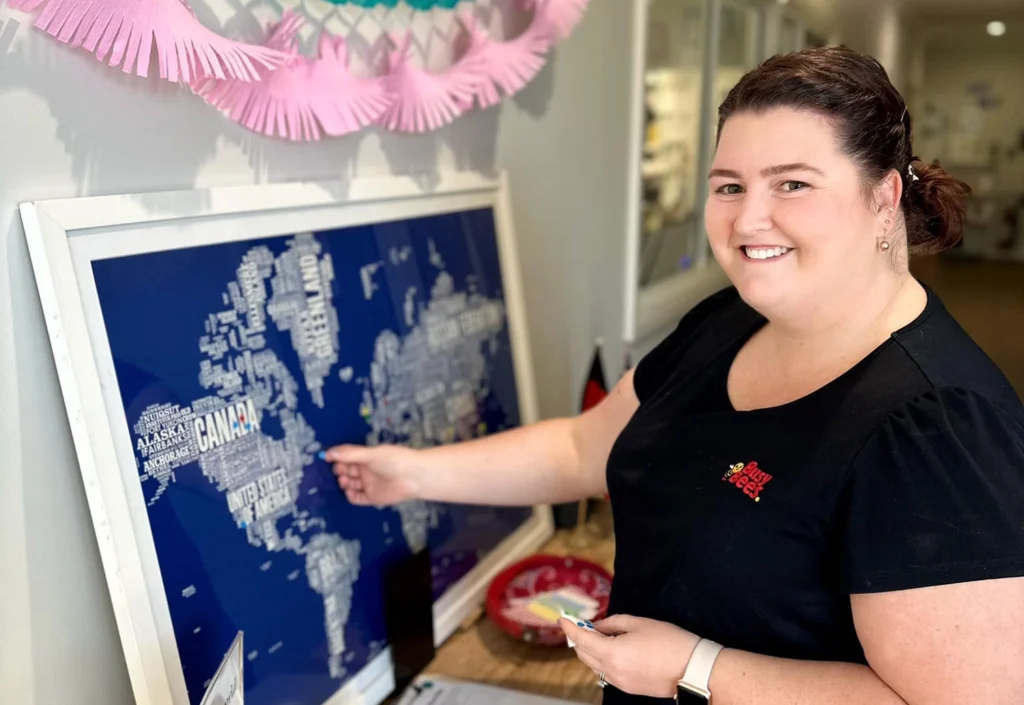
[
  {"left": 716, "top": 2, "right": 761, "bottom": 124},
  {"left": 639, "top": 0, "right": 707, "bottom": 289}
]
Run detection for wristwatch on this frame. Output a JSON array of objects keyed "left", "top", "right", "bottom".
[{"left": 675, "top": 638, "right": 724, "bottom": 703}]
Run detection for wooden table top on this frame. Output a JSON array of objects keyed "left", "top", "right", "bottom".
[{"left": 422, "top": 514, "right": 616, "bottom": 704}]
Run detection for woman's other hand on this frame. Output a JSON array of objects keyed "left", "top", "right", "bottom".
[
  {"left": 323, "top": 444, "right": 420, "bottom": 507},
  {"left": 559, "top": 614, "right": 700, "bottom": 698}
]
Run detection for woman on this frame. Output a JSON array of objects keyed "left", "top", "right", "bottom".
[{"left": 326, "top": 47, "right": 1024, "bottom": 704}]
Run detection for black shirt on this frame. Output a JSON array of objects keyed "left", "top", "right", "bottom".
[{"left": 603, "top": 285, "right": 1024, "bottom": 704}]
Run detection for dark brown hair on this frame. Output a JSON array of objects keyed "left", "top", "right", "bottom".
[{"left": 717, "top": 46, "right": 971, "bottom": 255}]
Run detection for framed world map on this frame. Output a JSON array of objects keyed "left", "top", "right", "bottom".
[{"left": 20, "top": 173, "right": 552, "bottom": 705}]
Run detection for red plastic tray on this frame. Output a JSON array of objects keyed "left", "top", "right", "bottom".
[{"left": 485, "top": 554, "right": 613, "bottom": 646}]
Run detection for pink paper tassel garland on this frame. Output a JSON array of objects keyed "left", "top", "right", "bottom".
[
  {"left": 192, "top": 11, "right": 320, "bottom": 141},
  {"left": 522, "top": 0, "right": 589, "bottom": 44},
  {"left": 450, "top": 11, "right": 549, "bottom": 110},
  {"left": 6, "top": 0, "right": 289, "bottom": 82},
  {"left": 378, "top": 33, "right": 481, "bottom": 133},
  {"left": 6, "top": 0, "right": 592, "bottom": 138},
  {"left": 309, "top": 33, "right": 391, "bottom": 137},
  {"left": 193, "top": 12, "right": 390, "bottom": 141}
]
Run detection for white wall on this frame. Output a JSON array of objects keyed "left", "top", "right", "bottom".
[
  {"left": 496, "top": 3, "right": 634, "bottom": 405},
  {"left": 916, "top": 31, "right": 1024, "bottom": 193},
  {"left": 834, "top": 0, "right": 908, "bottom": 92},
  {"left": 0, "top": 2, "right": 635, "bottom": 703}
]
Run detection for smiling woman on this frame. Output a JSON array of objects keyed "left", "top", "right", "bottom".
[
  {"left": 705, "top": 47, "right": 971, "bottom": 322},
  {"left": 562, "top": 46, "right": 1024, "bottom": 705},
  {"left": 321, "top": 46, "right": 1024, "bottom": 705}
]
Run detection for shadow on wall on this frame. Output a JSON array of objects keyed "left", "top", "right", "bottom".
[
  {"left": 0, "top": 42, "right": 503, "bottom": 200},
  {"left": 513, "top": 47, "right": 557, "bottom": 119}
]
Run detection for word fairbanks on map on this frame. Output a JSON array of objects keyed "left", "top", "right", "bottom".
[
  {"left": 193, "top": 397, "right": 262, "bottom": 453},
  {"left": 226, "top": 468, "right": 295, "bottom": 524}
]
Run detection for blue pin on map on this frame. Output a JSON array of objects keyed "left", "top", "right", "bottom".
[{"left": 317, "top": 451, "right": 326, "bottom": 460}]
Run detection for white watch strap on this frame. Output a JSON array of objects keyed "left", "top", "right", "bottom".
[{"left": 678, "top": 638, "right": 724, "bottom": 699}]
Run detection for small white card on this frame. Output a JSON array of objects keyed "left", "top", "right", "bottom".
[{"left": 200, "top": 631, "right": 245, "bottom": 705}]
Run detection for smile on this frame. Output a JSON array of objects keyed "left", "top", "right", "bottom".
[{"left": 742, "top": 246, "right": 792, "bottom": 261}]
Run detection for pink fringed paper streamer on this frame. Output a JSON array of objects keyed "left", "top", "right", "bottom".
[
  {"left": 522, "top": 0, "right": 589, "bottom": 44},
  {"left": 193, "top": 12, "right": 389, "bottom": 141},
  {"left": 377, "top": 33, "right": 483, "bottom": 133},
  {"left": 309, "top": 33, "right": 390, "bottom": 137},
  {"left": 450, "top": 12, "right": 549, "bottom": 110},
  {"left": 6, "top": 0, "right": 591, "bottom": 136},
  {"left": 192, "top": 11, "right": 319, "bottom": 140},
  {"left": 6, "top": 0, "right": 289, "bottom": 82}
]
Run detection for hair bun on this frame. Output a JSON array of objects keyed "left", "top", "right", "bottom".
[{"left": 903, "top": 159, "right": 972, "bottom": 255}]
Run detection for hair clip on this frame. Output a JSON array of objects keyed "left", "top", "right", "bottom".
[{"left": 907, "top": 165, "right": 920, "bottom": 182}]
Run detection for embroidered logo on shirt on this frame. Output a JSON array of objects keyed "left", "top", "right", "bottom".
[{"left": 722, "top": 461, "right": 773, "bottom": 502}]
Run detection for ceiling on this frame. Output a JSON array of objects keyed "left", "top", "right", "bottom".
[
  {"left": 872, "top": 0, "right": 1024, "bottom": 19},
  {"left": 902, "top": 0, "right": 1023, "bottom": 8},
  {"left": 792, "top": 0, "right": 1024, "bottom": 20}
]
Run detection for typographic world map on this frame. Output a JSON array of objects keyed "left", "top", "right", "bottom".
[{"left": 91, "top": 208, "right": 532, "bottom": 705}]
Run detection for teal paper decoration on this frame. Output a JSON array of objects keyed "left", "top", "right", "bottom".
[
  {"left": 406, "top": 0, "right": 462, "bottom": 8},
  {"left": 322, "top": 0, "right": 464, "bottom": 8}
]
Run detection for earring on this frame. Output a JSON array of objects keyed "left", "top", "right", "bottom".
[{"left": 879, "top": 240, "right": 891, "bottom": 251}]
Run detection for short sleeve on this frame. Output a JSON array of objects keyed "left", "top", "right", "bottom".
[
  {"left": 632, "top": 286, "right": 738, "bottom": 402},
  {"left": 840, "top": 387, "right": 1024, "bottom": 594}
]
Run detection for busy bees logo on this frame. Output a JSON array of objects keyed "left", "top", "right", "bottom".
[{"left": 722, "top": 461, "right": 773, "bottom": 502}]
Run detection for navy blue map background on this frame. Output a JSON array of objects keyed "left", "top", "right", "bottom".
[{"left": 90, "top": 208, "right": 533, "bottom": 705}]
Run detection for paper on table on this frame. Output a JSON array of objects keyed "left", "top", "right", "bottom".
[
  {"left": 502, "top": 585, "right": 600, "bottom": 627},
  {"left": 7, "top": 0, "right": 289, "bottom": 82},
  {"left": 397, "top": 675, "right": 588, "bottom": 705},
  {"left": 200, "top": 631, "right": 245, "bottom": 705}
]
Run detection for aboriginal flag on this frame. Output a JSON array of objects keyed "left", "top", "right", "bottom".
[
  {"left": 580, "top": 345, "right": 609, "bottom": 412},
  {"left": 582, "top": 345, "right": 610, "bottom": 503}
]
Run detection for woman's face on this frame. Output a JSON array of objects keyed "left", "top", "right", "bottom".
[{"left": 705, "top": 108, "right": 886, "bottom": 318}]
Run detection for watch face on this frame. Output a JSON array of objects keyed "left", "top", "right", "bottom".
[{"left": 676, "top": 685, "right": 710, "bottom": 703}]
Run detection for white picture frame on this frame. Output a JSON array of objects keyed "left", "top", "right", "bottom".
[{"left": 20, "top": 172, "right": 553, "bottom": 705}]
